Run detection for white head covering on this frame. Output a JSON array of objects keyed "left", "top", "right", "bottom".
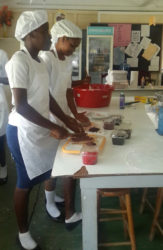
[
  {"left": 51, "top": 19, "right": 82, "bottom": 46},
  {"left": 55, "top": 12, "right": 65, "bottom": 21},
  {"left": 15, "top": 10, "right": 48, "bottom": 41}
]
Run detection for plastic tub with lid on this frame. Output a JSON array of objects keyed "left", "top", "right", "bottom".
[
  {"left": 81, "top": 144, "right": 98, "bottom": 165},
  {"left": 73, "top": 83, "right": 114, "bottom": 108}
]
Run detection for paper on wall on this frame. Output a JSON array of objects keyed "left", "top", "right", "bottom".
[
  {"left": 139, "top": 37, "right": 151, "bottom": 49},
  {"left": 130, "top": 71, "right": 138, "bottom": 87},
  {"left": 127, "top": 58, "right": 138, "bottom": 67},
  {"left": 148, "top": 56, "right": 160, "bottom": 71},
  {"left": 109, "top": 24, "right": 131, "bottom": 47},
  {"left": 131, "top": 31, "right": 140, "bottom": 43},
  {"left": 142, "top": 43, "right": 160, "bottom": 61},
  {"left": 141, "top": 25, "right": 150, "bottom": 37},
  {"left": 125, "top": 43, "right": 142, "bottom": 58},
  {"left": 150, "top": 56, "right": 159, "bottom": 66},
  {"left": 148, "top": 65, "right": 159, "bottom": 71}
]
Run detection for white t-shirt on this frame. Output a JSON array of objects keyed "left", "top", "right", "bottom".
[
  {"left": 40, "top": 49, "right": 73, "bottom": 123},
  {"left": 40, "top": 50, "right": 72, "bottom": 102},
  {"left": 5, "top": 48, "right": 50, "bottom": 127},
  {"left": 0, "top": 49, "right": 8, "bottom": 78},
  {"left": 40, "top": 49, "right": 72, "bottom": 125},
  {"left": 5, "top": 48, "right": 58, "bottom": 179}
]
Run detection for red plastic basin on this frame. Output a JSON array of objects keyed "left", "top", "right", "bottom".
[{"left": 73, "top": 84, "right": 114, "bottom": 108}]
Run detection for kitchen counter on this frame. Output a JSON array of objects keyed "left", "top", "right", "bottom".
[{"left": 52, "top": 97, "right": 163, "bottom": 250}]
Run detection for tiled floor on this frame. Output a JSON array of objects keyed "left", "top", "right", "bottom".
[{"left": 0, "top": 148, "right": 163, "bottom": 250}]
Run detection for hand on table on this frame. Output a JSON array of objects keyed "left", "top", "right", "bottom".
[
  {"left": 65, "top": 115, "right": 84, "bottom": 133},
  {"left": 51, "top": 126, "right": 69, "bottom": 140},
  {"left": 75, "top": 112, "right": 91, "bottom": 127}
]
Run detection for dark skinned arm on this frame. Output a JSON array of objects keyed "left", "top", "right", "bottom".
[
  {"left": 12, "top": 88, "right": 69, "bottom": 139},
  {"left": 50, "top": 93, "right": 83, "bottom": 133},
  {"left": 66, "top": 88, "right": 78, "bottom": 118},
  {"left": 49, "top": 92, "right": 69, "bottom": 124},
  {"left": 66, "top": 88, "right": 91, "bottom": 127},
  {"left": 71, "top": 70, "right": 91, "bottom": 88}
]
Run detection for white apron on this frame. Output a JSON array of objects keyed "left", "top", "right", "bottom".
[
  {"left": 50, "top": 47, "right": 72, "bottom": 125},
  {"left": 16, "top": 53, "right": 59, "bottom": 180}
]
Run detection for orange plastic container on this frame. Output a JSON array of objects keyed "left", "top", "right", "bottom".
[{"left": 73, "top": 84, "right": 114, "bottom": 108}]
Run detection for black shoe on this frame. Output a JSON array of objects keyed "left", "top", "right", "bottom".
[
  {"left": 0, "top": 176, "right": 8, "bottom": 185},
  {"left": 46, "top": 209, "right": 65, "bottom": 223},
  {"left": 16, "top": 235, "right": 41, "bottom": 250},
  {"left": 65, "top": 219, "right": 82, "bottom": 231}
]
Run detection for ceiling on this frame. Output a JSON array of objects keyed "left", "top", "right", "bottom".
[{"left": 1, "top": 0, "right": 163, "bottom": 12}]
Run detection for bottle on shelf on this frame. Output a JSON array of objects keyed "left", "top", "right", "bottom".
[{"left": 140, "top": 76, "right": 145, "bottom": 88}]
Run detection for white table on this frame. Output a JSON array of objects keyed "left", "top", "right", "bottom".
[{"left": 52, "top": 98, "right": 163, "bottom": 250}]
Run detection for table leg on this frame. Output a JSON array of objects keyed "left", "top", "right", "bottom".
[{"left": 81, "top": 187, "right": 98, "bottom": 250}]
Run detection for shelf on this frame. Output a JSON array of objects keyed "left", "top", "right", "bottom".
[
  {"left": 112, "top": 87, "right": 163, "bottom": 96},
  {"left": 114, "top": 87, "right": 163, "bottom": 91}
]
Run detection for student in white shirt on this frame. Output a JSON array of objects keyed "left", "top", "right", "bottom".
[
  {"left": 40, "top": 19, "right": 90, "bottom": 230},
  {"left": 6, "top": 10, "right": 82, "bottom": 250}
]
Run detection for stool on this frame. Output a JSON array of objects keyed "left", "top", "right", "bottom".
[
  {"left": 140, "top": 188, "right": 163, "bottom": 240},
  {"left": 97, "top": 188, "right": 136, "bottom": 250}
]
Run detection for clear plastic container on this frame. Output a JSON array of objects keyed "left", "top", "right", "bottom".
[
  {"left": 117, "top": 121, "right": 132, "bottom": 139},
  {"left": 103, "top": 119, "right": 114, "bottom": 130},
  {"left": 81, "top": 144, "right": 98, "bottom": 165},
  {"left": 111, "top": 130, "right": 128, "bottom": 145},
  {"left": 155, "top": 92, "right": 163, "bottom": 103},
  {"left": 111, "top": 115, "right": 123, "bottom": 125}
]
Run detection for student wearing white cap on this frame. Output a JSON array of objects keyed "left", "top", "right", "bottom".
[
  {"left": 5, "top": 10, "right": 82, "bottom": 250},
  {"left": 40, "top": 19, "right": 91, "bottom": 230}
]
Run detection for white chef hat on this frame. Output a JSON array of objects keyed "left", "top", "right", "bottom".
[
  {"left": 51, "top": 19, "right": 82, "bottom": 45},
  {"left": 55, "top": 12, "right": 65, "bottom": 21},
  {"left": 15, "top": 10, "right": 48, "bottom": 41}
]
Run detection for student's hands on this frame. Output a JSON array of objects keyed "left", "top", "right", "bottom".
[
  {"left": 65, "top": 115, "right": 84, "bottom": 133},
  {"left": 75, "top": 112, "right": 91, "bottom": 127},
  {"left": 51, "top": 126, "right": 69, "bottom": 140}
]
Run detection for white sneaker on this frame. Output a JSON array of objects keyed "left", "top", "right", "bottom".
[
  {"left": 65, "top": 212, "right": 82, "bottom": 223},
  {"left": 65, "top": 212, "right": 82, "bottom": 231},
  {"left": 18, "top": 231, "right": 38, "bottom": 250}
]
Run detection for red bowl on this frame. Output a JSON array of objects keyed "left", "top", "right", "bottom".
[{"left": 73, "top": 84, "right": 114, "bottom": 108}]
